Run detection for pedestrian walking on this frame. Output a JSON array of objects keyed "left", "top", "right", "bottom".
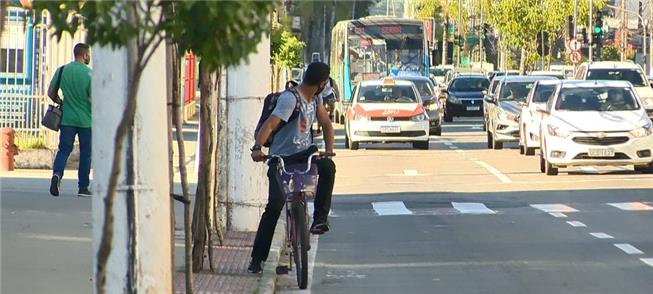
[{"left": 48, "top": 43, "right": 93, "bottom": 197}]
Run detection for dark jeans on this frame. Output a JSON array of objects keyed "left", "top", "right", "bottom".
[
  {"left": 53, "top": 126, "right": 92, "bottom": 189},
  {"left": 251, "top": 158, "right": 336, "bottom": 262}
]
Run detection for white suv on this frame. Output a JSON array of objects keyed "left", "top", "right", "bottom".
[
  {"left": 539, "top": 80, "right": 653, "bottom": 175},
  {"left": 576, "top": 61, "right": 653, "bottom": 118}
]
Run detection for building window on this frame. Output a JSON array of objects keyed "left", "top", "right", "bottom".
[{"left": 1, "top": 48, "right": 25, "bottom": 73}]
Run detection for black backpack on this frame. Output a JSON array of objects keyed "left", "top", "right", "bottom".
[{"left": 254, "top": 88, "right": 301, "bottom": 147}]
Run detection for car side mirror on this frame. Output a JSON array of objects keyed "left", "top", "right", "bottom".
[
  {"left": 482, "top": 90, "right": 488, "bottom": 96},
  {"left": 423, "top": 99, "right": 434, "bottom": 106},
  {"left": 484, "top": 95, "right": 495, "bottom": 104}
]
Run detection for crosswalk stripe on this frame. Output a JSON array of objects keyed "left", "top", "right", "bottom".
[
  {"left": 614, "top": 243, "right": 645, "bottom": 255},
  {"left": 640, "top": 258, "right": 653, "bottom": 268},
  {"left": 452, "top": 202, "right": 496, "bottom": 214},
  {"left": 372, "top": 201, "right": 413, "bottom": 216},
  {"left": 566, "top": 221, "right": 587, "bottom": 227},
  {"left": 530, "top": 204, "right": 578, "bottom": 213},
  {"left": 607, "top": 202, "right": 653, "bottom": 211},
  {"left": 549, "top": 212, "right": 568, "bottom": 218},
  {"left": 590, "top": 233, "right": 614, "bottom": 239}
]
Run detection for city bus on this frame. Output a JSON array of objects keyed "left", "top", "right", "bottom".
[{"left": 329, "top": 16, "right": 429, "bottom": 123}]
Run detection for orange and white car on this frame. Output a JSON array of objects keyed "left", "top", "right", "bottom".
[{"left": 344, "top": 77, "right": 431, "bottom": 150}]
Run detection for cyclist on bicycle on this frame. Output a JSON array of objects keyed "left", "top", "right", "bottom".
[{"left": 248, "top": 62, "right": 336, "bottom": 274}]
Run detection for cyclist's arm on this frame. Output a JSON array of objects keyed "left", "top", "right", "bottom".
[
  {"left": 316, "top": 103, "right": 334, "bottom": 153},
  {"left": 255, "top": 115, "right": 283, "bottom": 147}
]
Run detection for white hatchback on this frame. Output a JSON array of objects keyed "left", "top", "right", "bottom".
[
  {"left": 539, "top": 81, "right": 653, "bottom": 175},
  {"left": 519, "top": 80, "right": 560, "bottom": 155}
]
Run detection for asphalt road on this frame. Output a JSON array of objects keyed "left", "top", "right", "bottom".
[{"left": 276, "top": 118, "right": 653, "bottom": 294}]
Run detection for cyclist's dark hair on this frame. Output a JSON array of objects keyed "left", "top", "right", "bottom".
[
  {"left": 303, "top": 62, "right": 330, "bottom": 86},
  {"left": 74, "top": 43, "right": 90, "bottom": 58}
]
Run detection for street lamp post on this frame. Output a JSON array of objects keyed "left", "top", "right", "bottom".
[{"left": 457, "top": 0, "right": 462, "bottom": 67}]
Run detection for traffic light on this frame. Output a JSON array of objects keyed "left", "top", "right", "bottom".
[
  {"left": 592, "top": 12, "right": 603, "bottom": 60},
  {"left": 456, "top": 35, "right": 464, "bottom": 47},
  {"left": 481, "top": 23, "right": 490, "bottom": 40}
]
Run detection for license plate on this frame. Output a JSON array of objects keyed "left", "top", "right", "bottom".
[
  {"left": 380, "top": 125, "right": 400, "bottom": 133},
  {"left": 588, "top": 149, "right": 615, "bottom": 157},
  {"left": 467, "top": 106, "right": 480, "bottom": 111}
]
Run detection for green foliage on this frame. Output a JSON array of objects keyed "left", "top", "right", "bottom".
[
  {"left": 414, "top": 0, "right": 442, "bottom": 21},
  {"left": 271, "top": 27, "right": 305, "bottom": 69},
  {"left": 33, "top": 1, "right": 277, "bottom": 70},
  {"left": 601, "top": 45, "right": 619, "bottom": 61},
  {"left": 15, "top": 132, "right": 46, "bottom": 150}
]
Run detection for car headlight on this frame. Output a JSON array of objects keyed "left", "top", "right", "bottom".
[
  {"left": 354, "top": 113, "right": 369, "bottom": 121},
  {"left": 630, "top": 121, "right": 653, "bottom": 137},
  {"left": 411, "top": 113, "right": 428, "bottom": 122},
  {"left": 642, "top": 97, "right": 653, "bottom": 108},
  {"left": 498, "top": 110, "right": 519, "bottom": 122},
  {"left": 547, "top": 124, "right": 572, "bottom": 138},
  {"left": 448, "top": 95, "right": 462, "bottom": 104}
]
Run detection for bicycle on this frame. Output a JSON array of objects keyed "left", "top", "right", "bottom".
[{"left": 268, "top": 146, "right": 334, "bottom": 289}]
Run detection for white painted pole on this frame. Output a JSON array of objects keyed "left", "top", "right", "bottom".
[
  {"left": 225, "top": 34, "right": 271, "bottom": 231},
  {"left": 92, "top": 22, "right": 171, "bottom": 294},
  {"left": 589, "top": 0, "right": 593, "bottom": 62}
]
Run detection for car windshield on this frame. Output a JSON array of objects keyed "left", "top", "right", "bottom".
[
  {"left": 555, "top": 87, "right": 640, "bottom": 111},
  {"left": 586, "top": 69, "right": 647, "bottom": 87},
  {"left": 532, "top": 84, "right": 557, "bottom": 103},
  {"left": 406, "top": 80, "right": 434, "bottom": 97},
  {"left": 450, "top": 78, "right": 489, "bottom": 92},
  {"left": 430, "top": 68, "right": 449, "bottom": 76},
  {"left": 500, "top": 81, "right": 536, "bottom": 101},
  {"left": 358, "top": 84, "right": 418, "bottom": 103}
]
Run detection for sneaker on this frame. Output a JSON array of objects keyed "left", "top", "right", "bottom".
[
  {"left": 310, "top": 220, "right": 330, "bottom": 235},
  {"left": 49, "top": 175, "right": 60, "bottom": 197},
  {"left": 78, "top": 187, "right": 92, "bottom": 197},
  {"left": 247, "top": 259, "right": 263, "bottom": 274}
]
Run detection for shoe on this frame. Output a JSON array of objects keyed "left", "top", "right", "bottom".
[
  {"left": 49, "top": 175, "right": 60, "bottom": 197},
  {"left": 78, "top": 187, "right": 92, "bottom": 197},
  {"left": 247, "top": 259, "right": 263, "bottom": 274},
  {"left": 310, "top": 220, "right": 330, "bottom": 235}
]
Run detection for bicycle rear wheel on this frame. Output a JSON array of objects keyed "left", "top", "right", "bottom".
[{"left": 291, "top": 201, "right": 309, "bottom": 289}]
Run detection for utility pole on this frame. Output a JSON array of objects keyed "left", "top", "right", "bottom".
[
  {"left": 573, "top": 0, "right": 578, "bottom": 75},
  {"left": 589, "top": 0, "right": 593, "bottom": 62},
  {"left": 622, "top": 0, "right": 627, "bottom": 61},
  {"left": 480, "top": 0, "right": 484, "bottom": 70},
  {"left": 458, "top": 0, "right": 462, "bottom": 67},
  {"left": 442, "top": 1, "right": 449, "bottom": 66}
]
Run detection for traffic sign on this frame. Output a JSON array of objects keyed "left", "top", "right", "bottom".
[
  {"left": 568, "top": 39, "right": 582, "bottom": 51},
  {"left": 570, "top": 51, "right": 582, "bottom": 64}
]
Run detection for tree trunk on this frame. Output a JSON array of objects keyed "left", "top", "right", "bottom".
[
  {"left": 165, "top": 39, "right": 176, "bottom": 293},
  {"left": 213, "top": 68, "right": 225, "bottom": 246},
  {"left": 519, "top": 46, "right": 527, "bottom": 75}
]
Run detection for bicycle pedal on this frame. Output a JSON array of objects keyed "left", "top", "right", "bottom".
[{"left": 276, "top": 265, "right": 290, "bottom": 275}]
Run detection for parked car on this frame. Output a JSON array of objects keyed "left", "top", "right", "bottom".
[
  {"left": 539, "top": 80, "right": 653, "bottom": 175},
  {"left": 344, "top": 77, "right": 431, "bottom": 150},
  {"left": 529, "top": 70, "right": 566, "bottom": 79},
  {"left": 481, "top": 78, "right": 504, "bottom": 131},
  {"left": 484, "top": 76, "right": 557, "bottom": 149},
  {"left": 518, "top": 79, "right": 561, "bottom": 155},
  {"left": 575, "top": 61, "right": 653, "bottom": 119},
  {"left": 394, "top": 75, "right": 443, "bottom": 135},
  {"left": 441, "top": 75, "right": 490, "bottom": 122}
]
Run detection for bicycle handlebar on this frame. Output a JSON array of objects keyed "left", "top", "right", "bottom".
[{"left": 267, "top": 152, "right": 335, "bottom": 175}]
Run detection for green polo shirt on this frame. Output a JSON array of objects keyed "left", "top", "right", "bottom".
[{"left": 50, "top": 61, "right": 92, "bottom": 128}]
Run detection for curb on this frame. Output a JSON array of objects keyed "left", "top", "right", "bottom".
[{"left": 256, "top": 210, "right": 286, "bottom": 294}]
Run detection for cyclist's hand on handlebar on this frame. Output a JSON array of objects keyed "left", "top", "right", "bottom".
[
  {"left": 251, "top": 150, "right": 267, "bottom": 162},
  {"left": 319, "top": 151, "right": 336, "bottom": 158}
]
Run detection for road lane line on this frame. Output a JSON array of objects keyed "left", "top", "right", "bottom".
[
  {"left": 372, "top": 201, "right": 413, "bottom": 216},
  {"left": 590, "top": 233, "right": 614, "bottom": 239},
  {"left": 614, "top": 243, "right": 645, "bottom": 255},
  {"left": 19, "top": 233, "right": 91, "bottom": 243},
  {"left": 641, "top": 258, "right": 653, "bottom": 268},
  {"left": 443, "top": 142, "right": 453, "bottom": 146},
  {"left": 607, "top": 202, "right": 653, "bottom": 211},
  {"left": 472, "top": 160, "right": 512, "bottom": 183},
  {"left": 306, "top": 235, "right": 320, "bottom": 292},
  {"left": 549, "top": 212, "right": 568, "bottom": 218},
  {"left": 451, "top": 202, "right": 496, "bottom": 214},
  {"left": 403, "top": 169, "right": 419, "bottom": 176},
  {"left": 566, "top": 221, "right": 587, "bottom": 228},
  {"left": 531, "top": 204, "right": 578, "bottom": 213},
  {"left": 449, "top": 146, "right": 459, "bottom": 149},
  {"left": 455, "top": 150, "right": 464, "bottom": 153}
]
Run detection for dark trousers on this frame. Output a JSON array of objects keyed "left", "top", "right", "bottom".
[
  {"left": 53, "top": 126, "right": 92, "bottom": 189},
  {"left": 251, "top": 158, "right": 336, "bottom": 261}
]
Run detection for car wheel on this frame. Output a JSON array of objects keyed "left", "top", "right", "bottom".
[
  {"left": 487, "top": 131, "right": 493, "bottom": 149},
  {"left": 413, "top": 141, "right": 429, "bottom": 150},
  {"left": 539, "top": 152, "right": 546, "bottom": 173},
  {"left": 519, "top": 144, "right": 525, "bottom": 155},
  {"left": 525, "top": 147, "right": 536, "bottom": 156},
  {"left": 519, "top": 127, "right": 525, "bottom": 155},
  {"left": 545, "top": 158, "right": 558, "bottom": 176},
  {"left": 492, "top": 130, "right": 503, "bottom": 150},
  {"left": 444, "top": 112, "right": 453, "bottom": 122},
  {"left": 344, "top": 130, "right": 350, "bottom": 149},
  {"left": 431, "top": 126, "right": 442, "bottom": 136},
  {"left": 635, "top": 162, "right": 653, "bottom": 173}
]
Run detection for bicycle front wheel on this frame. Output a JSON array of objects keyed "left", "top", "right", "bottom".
[{"left": 291, "top": 201, "right": 309, "bottom": 289}]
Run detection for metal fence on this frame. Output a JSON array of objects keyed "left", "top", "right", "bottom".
[{"left": 0, "top": 93, "right": 58, "bottom": 148}]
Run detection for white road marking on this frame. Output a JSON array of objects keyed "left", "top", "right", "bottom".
[
  {"left": 607, "top": 202, "right": 653, "bottom": 211},
  {"left": 614, "top": 243, "right": 645, "bottom": 255},
  {"left": 455, "top": 150, "right": 464, "bottom": 153},
  {"left": 306, "top": 235, "right": 320, "bottom": 292},
  {"left": 19, "top": 233, "right": 91, "bottom": 242},
  {"left": 566, "top": 221, "right": 587, "bottom": 228},
  {"left": 548, "top": 212, "right": 568, "bottom": 218},
  {"left": 472, "top": 160, "right": 512, "bottom": 183},
  {"left": 451, "top": 202, "right": 496, "bottom": 214},
  {"left": 590, "top": 233, "right": 614, "bottom": 239},
  {"left": 443, "top": 142, "right": 453, "bottom": 146},
  {"left": 470, "top": 126, "right": 483, "bottom": 130},
  {"left": 641, "top": 258, "right": 653, "bottom": 268},
  {"left": 449, "top": 146, "right": 459, "bottom": 149},
  {"left": 531, "top": 204, "right": 578, "bottom": 213},
  {"left": 403, "top": 169, "right": 419, "bottom": 176},
  {"left": 372, "top": 201, "right": 413, "bottom": 216}
]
